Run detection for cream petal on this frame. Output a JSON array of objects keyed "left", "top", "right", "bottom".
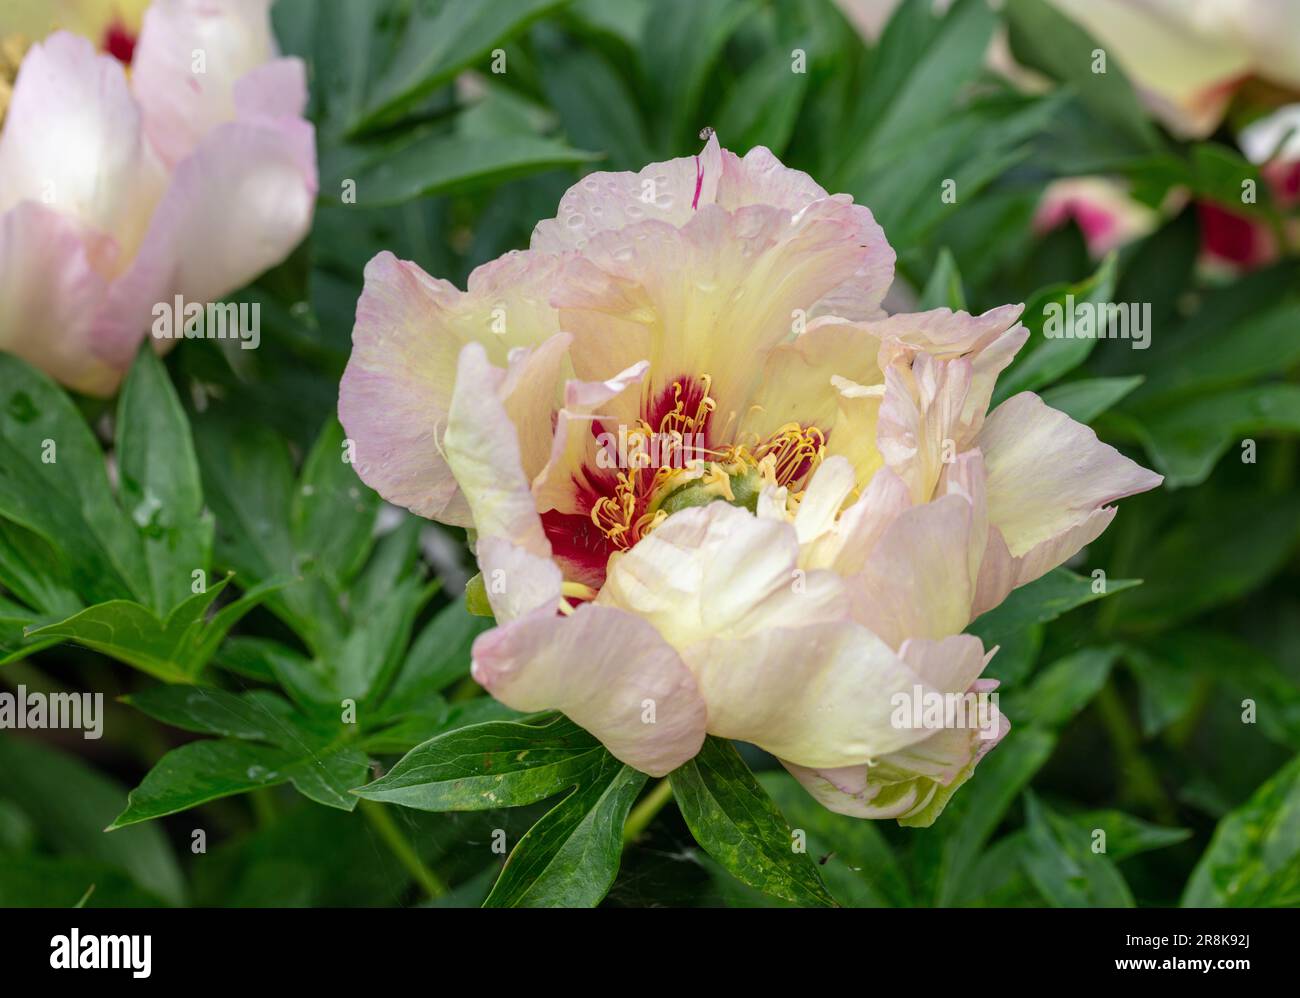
[
  {"left": 597, "top": 502, "right": 846, "bottom": 649},
  {"left": 338, "top": 251, "right": 566, "bottom": 525},
  {"left": 0, "top": 201, "right": 118, "bottom": 395},
  {"left": 471, "top": 603, "right": 708, "bottom": 777},
  {"left": 531, "top": 133, "right": 723, "bottom": 252},
  {"left": 131, "top": 0, "right": 278, "bottom": 166},
  {"left": 553, "top": 197, "right": 888, "bottom": 434},
  {"left": 800, "top": 465, "right": 911, "bottom": 575},
  {"left": 877, "top": 353, "right": 974, "bottom": 504},
  {"left": 684, "top": 620, "right": 937, "bottom": 769},
  {"left": 444, "top": 342, "right": 552, "bottom": 558},
  {"left": 978, "top": 392, "right": 1162, "bottom": 558},
  {"left": 0, "top": 32, "right": 157, "bottom": 248},
  {"left": 851, "top": 493, "right": 978, "bottom": 647},
  {"left": 740, "top": 316, "right": 884, "bottom": 445}
]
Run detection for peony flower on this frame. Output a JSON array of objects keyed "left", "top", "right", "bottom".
[
  {"left": 339, "top": 136, "right": 1161, "bottom": 824},
  {"left": 1045, "top": 0, "right": 1300, "bottom": 139},
  {"left": 1034, "top": 177, "right": 1160, "bottom": 259},
  {"left": 0, "top": 0, "right": 316, "bottom": 396},
  {"left": 1200, "top": 104, "right": 1300, "bottom": 271}
]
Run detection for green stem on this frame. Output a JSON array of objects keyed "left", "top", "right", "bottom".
[
  {"left": 359, "top": 799, "right": 447, "bottom": 901},
  {"left": 623, "top": 778, "right": 675, "bottom": 843},
  {"left": 249, "top": 788, "right": 277, "bottom": 828}
]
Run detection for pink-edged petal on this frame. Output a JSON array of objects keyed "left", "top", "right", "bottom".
[
  {"left": 472, "top": 603, "right": 708, "bottom": 777},
  {"left": 89, "top": 113, "right": 316, "bottom": 371},
  {"left": 338, "top": 252, "right": 468, "bottom": 523},
  {"left": 444, "top": 342, "right": 551, "bottom": 558},
  {"left": 0, "top": 31, "right": 159, "bottom": 250},
  {"left": 597, "top": 501, "right": 846, "bottom": 649},
  {"left": 473, "top": 535, "right": 562, "bottom": 624},
  {"left": 800, "top": 465, "right": 911, "bottom": 575},
  {"left": 130, "top": 0, "right": 278, "bottom": 166},
  {"left": 338, "top": 250, "right": 566, "bottom": 525},
  {"left": 873, "top": 305, "right": 1028, "bottom": 449},
  {"left": 555, "top": 198, "right": 881, "bottom": 431},
  {"left": 978, "top": 391, "right": 1162, "bottom": 559},
  {"left": 684, "top": 620, "right": 936, "bottom": 769},
  {"left": 876, "top": 353, "right": 973, "bottom": 504},
  {"left": 716, "top": 145, "right": 895, "bottom": 319},
  {"left": 851, "top": 493, "right": 978, "bottom": 647},
  {"left": 530, "top": 133, "right": 723, "bottom": 252},
  {"left": 0, "top": 201, "right": 120, "bottom": 395},
  {"left": 782, "top": 671, "right": 1009, "bottom": 826}
]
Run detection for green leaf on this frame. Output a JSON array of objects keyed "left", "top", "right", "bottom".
[
  {"left": 0, "top": 736, "right": 184, "bottom": 905},
  {"left": 124, "top": 685, "right": 291, "bottom": 741},
  {"left": 993, "top": 253, "right": 1118, "bottom": 404},
  {"left": 1182, "top": 753, "right": 1300, "bottom": 907},
  {"left": 483, "top": 753, "right": 645, "bottom": 907},
  {"left": 27, "top": 574, "right": 277, "bottom": 682},
  {"left": 338, "top": 132, "right": 598, "bottom": 209},
  {"left": 109, "top": 735, "right": 369, "bottom": 828},
  {"left": 380, "top": 597, "right": 493, "bottom": 716},
  {"left": 921, "top": 725, "right": 1057, "bottom": 905},
  {"left": 354, "top": 714, "right": 606, "bottom": 811},
  {"left": 291, "top": 419, "right": 379, "bottom": 590},
  {"left": 0, "top": 357, "right": 143, "bottom": 604},
  {"left": 1128, "top": 384, "right": 1300, "bottom": 488},
  {"left": 837, "top": 0, "right": 997, "bottom": 185},
  {"left": 712, "top": 46, "right": 807, "bottom": 155},
  {"left": 351, "top": 0, "right": 569, "bottom": 133},
  {"left": 919, "top": 248, "right": 968, "bottom": 311},
  {"left": 1040, "top": 375, "right": 1144, "bottom": 424},
  {"left": 1005, "top": 647, "right": 1119, "bottom": 728},
  {"left": 1068, "top": 810, "right": 1191, "bottom": 861},
  {"left": 1004, "top": 0, "right": 1161, "bottom": 152},
  {"left": 1022, "top": 792, "right": 1135, "bottom": 907},
  {"left": 759, "top": 771, "right": 913, "bottom": 907},
  {"left": 669, "top": 737, "right": 835, "bottom": 907},
  {"left": 1109, "top": 494, "right": 1299, "bottom": 631},
  {"left": 116, "top": 346, "right": 213, "bottom": 615},
  {"left": 640, "top": 0, "right": 757, "bottom": 149},
  {"left": 967, "top": 568, "right": 1140, "bottom": 647},
  {"left": 535, "top": 29, "right": 655, "bottom": 171}
]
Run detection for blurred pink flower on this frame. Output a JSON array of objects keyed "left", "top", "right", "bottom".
[
  {"left": 0, "top": 0, "right": 316, "bottom": 395},
  {"left": 1034, "top": 177, "right": 1160, "bottom": 258},
  {"left": 340, "top": 136, "right": 1160, "bottom": 824}
]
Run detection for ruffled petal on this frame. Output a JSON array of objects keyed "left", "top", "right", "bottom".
[
  {"left": 554, "top": 198, "right": 881, "bottom": 434},
  {"left": 0, "top": 201, "right": 118, "bottom": 395},
  {"left": 597, "top": 501, "right": 846, "bottom": 649},
  {"left": 130, "top": 0, "right": 278, "bottom": 166},
  {"left": 339, "top": 250, "right": 566, "bottom": 524},
  {"left": 0, "top": 31, "right": 159, "bottom": 251},
  {"left": 472, "top": 603, "right": 708, "bottom": 777},
  {"left": 977, "top": 392, "right": 1162, "bottom": 562},
  {"left": 683, "top": 620, "right": 936, "bottom": 769}
]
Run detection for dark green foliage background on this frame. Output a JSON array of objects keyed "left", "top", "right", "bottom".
[{"left": 1, "top": 0, "right": 1298, "bottom": 908}]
